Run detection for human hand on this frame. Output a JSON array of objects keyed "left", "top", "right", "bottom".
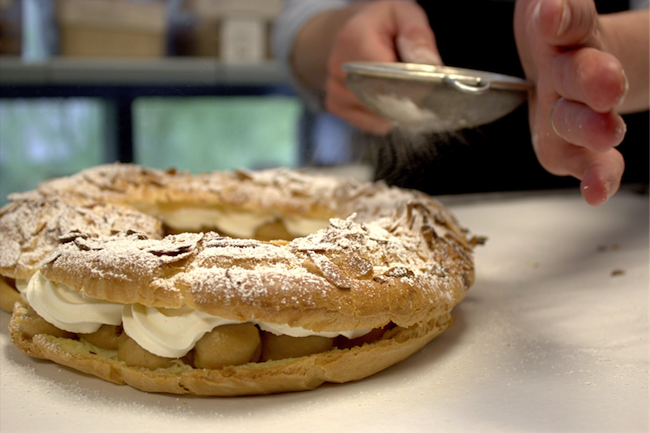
[
  {"left": 514, "top": 0, "right": 628, "bottom": 206},
  {"left": 325, "top": 1, "right": 442, "bottom": 135}
]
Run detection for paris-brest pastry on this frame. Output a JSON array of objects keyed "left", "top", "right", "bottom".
[{"left": 0, "top": 164, "right": 482, "bottom": 395}]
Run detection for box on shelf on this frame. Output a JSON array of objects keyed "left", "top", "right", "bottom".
[
  {"left": 56, "top": 0, "right": 167, "bottom": 58},
  {"left": 0, "top": 0, "right": 21, "bottom": 56},
  {"left": 180, "top": 0, "right": 281, "bottom": 63},
  {"left": 187, "top": 0, "right": 283, "bottom": 20},
  {"left": 219, "top": 16, "right": 266, "bottom": 64},
  {"left": 187, "top": 19, "right": 220, "bottom": 58}
]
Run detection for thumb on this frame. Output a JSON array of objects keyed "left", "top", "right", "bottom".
[{"left": 393, "top": 3, "right": 442, "bottom": 64}]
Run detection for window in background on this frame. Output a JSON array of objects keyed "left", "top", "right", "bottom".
[
  {"left": 0, "top": 98, "right": 105, "bottom": 204},
  {"left": 134, "top": 95, "right": 301, "bottom": 173},
  {"left": 0, "top": 95, "right": 303, "bottom": 206}
]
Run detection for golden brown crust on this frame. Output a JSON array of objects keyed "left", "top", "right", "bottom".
[
  {"left": 9, "top": 300, "right": 452, "bottom": 396},
  {"left": 0, "top": 276, "right": 21, "bottom": 314}
]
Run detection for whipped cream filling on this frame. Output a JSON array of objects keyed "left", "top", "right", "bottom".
[
  {"left": 24, "top": 271, "right": 123, "bottom": 334},
  {"left": 149, "top": 205, "right": 330, "bottom": 238},
  {"left": 15, "top": 279, "right": 29, "bottom": 293},
  {"left": 123, "top": 304, "right": 242, "bottom": 358},
  {"left": 158, "top": 207, "right": 276, "bottom": 238},
  {"left": 283, "top": 216, "right": 331, "bottom": 237},
  {"left": 23, "top": 272, "right": 371, "bottom": 358},
  {"left": 258, "top": 322, "right": 369, "bottom": 340}
]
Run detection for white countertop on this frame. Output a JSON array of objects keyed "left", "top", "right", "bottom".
[{"left": 1, "top": 187, "right": 648, "bottom": 433}]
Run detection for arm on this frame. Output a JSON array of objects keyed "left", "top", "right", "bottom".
[
  {"left": 290, "top": 3, "right": 369, "bottom": 93},
  {"left": 272, "top": 0, "right": 350, "bottom": 111},
  {"left": 282, "top": 0, "right": 442, "bottom": 134}
]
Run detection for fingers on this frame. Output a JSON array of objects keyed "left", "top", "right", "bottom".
[
  {"left": 324, "top": 1, "right": 438, "bottom": 134},
  {"left": 329, "top": 103, "right": 393, "bottom": 135},
  {"left": 534, "top": 0, "right": 597, "bottom": 46},
  {"left": 551, "top": 48, "right": 628, "bottom": 112},
  {"left": 532, "top": 101, "right": 626, "bottom": 206},
  {"left": 325, "top": 79, "right": 393, "bottom": 135},
  {"left": 532, "top": 132, "right": 625, "bottom": 206},
  {"left": 534, "top": 0, "right": 629, "bottom": 113},
  {"left": 580, "top": 156, "right": 624, "bottom": 206},
  {"left": 550, "top": 97, "right": 626, "bottom": 152},
  {"left": 392, "top": 2, "right": 442, "bottom": 64},
  {"left": 397, "top": 33, "right": 442, "bottom": 64},
  {"left": 516, "top": 0, "right": 630, "bottom": 205}
]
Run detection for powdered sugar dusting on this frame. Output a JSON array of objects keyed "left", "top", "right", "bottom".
[{"left": 0, "top": 198, "right": 162, "bottom": 279}]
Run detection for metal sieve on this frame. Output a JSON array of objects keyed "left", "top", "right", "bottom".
[{"left": 343, "top": 62, "right": 531, "bottom": 133}]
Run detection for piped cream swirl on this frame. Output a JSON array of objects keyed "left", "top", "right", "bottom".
[
  {"left": 25, "top": 271, "right": 123, "bottom": 334},
  {"left": 123, "top": 304, "right": 240, "bottom": 358},
  {"left": 23, "top": 273, "right": 372, "bottom": 358}
]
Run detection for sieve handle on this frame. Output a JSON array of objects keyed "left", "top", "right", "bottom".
[{"left": 444, "top": 76, "right": 491, "bottom": 94}]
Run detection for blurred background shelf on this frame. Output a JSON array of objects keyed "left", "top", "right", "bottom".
[
  {"left": 0, "top": 57, "right": 286, "bottom": 86},
  {"left": 0, "top": 57, "right": 294, "bottom": 167}
]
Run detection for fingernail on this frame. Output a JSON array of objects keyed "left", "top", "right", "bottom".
[
  {"left": 616, "top": 70, "right": 630, "bottom": 109},
  {"left": 396, "top": 35, "right": 442, "bottom": 65},
  {"left": 532, "top": 1, "right": 542, "bottom": 26},
  {"left": 410, "top": 47, "right": 442, "bottom": 65},
  {"left": 531, "top": 132, "right": 539, "bottom": 147},
  {"left": 557, "top": 1, "right": 571, "bottom": 37},
  {"left": 604, "top": 180, "right": 612, "bottom": 199},
  {"left": 614, "top": 120, "right": 627, "bottom": 145}
]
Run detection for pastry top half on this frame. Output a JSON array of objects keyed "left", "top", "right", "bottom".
[{"left": 1, "top": 163, "right": 480, "bottom": 333}]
